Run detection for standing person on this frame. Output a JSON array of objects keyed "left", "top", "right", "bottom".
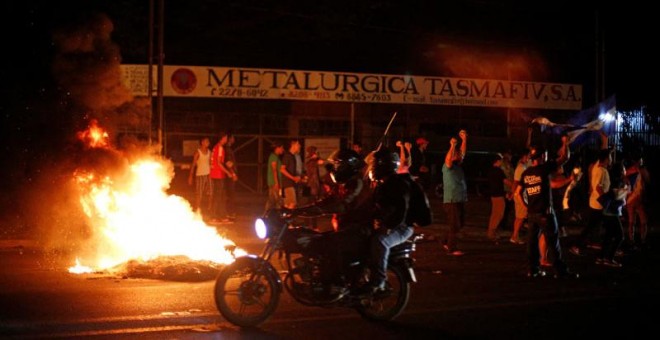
[
  {"left": 625, "top": 154, "right": 650, "bottom": 249},
  {"left": 304, "top": 145, "right": 325, "bottom": 229},
  {"left": 187, "top": 137, "right": 212, "bottom": 218},
  {"left": 280, "top": 139, "right": 302, "bottom": 209},
  {"left": 597, "top": 162, "right": 629, "bottom": 267},
  {"left": 487, "top": 153, "right": 512, "bottom": 243},
  {"left": 224, "top": 134, "right": 239, "bottom": 220},
  {"left": 499, "top": 150, "right": 515, "bottom": 231},
  {"left": 264, "top": 142, "right": 284, "bottom": 212},
  {"left": 294, "top": 143, "right": 305, "bottom": 199},
  {"left": 520, "top": 136, "right": 577, "bottom": 278},
  {"left": 210, "top": 132, "right": 234, "bottom": 224},
  {"left": 442, "top": 129, "right": 468, "bottom": 256},
  {"left": 304, "top": 146, "right": 324, "bottom": 202},
  {"left": 395, "top": 140, "right": 412, "bottom": 174},
  {"left": 570, "top": 149, "right": 612, "bottom": 256},
  {"left": 410, "top": 137, "right": 431, "bottom": 191},
  {"left": 510, "top": 151, "right": 530, "bottom": 244}
]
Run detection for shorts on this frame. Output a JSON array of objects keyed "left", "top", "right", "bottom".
[
  {"left": 283, "top": 186, "right": 297, "bottom": 207},
  {"left": 514, "top": 193, "right": 527, "bottom": 219}
]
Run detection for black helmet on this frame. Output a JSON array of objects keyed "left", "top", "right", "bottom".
[
  {"left": 328, "top": 149, "right": 364, "bottom": 183},
  {"left": 369, "top": 148, "right": 399, "bottom": 181}
]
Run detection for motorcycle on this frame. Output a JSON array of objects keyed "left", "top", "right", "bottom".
[{"left": 214, "top": 208, "right": 423, "bottom": 327}]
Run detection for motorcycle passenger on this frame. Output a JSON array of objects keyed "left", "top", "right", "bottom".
[{"left": 365, "top": 148, "right": 415, "bottom": 294}]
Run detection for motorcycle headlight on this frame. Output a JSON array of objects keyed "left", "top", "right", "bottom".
[{"left": 255, "top": 218, "right": 268, "bottom": 239}]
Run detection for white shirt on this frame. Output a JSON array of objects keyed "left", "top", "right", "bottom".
[
  {"left": 196, "top": 148, "right": 211, "bottom": 176},
  {"left": 589, "top": 165, "right": 610, "bottom": 209}
]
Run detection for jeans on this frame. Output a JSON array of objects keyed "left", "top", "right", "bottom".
[
  {"left": 370, "top": 224, "right": 414, "bottom": 287},
  {"left": 212, "top": 178, "right": 227, "bottom": 219},
  {"left": 264, "top": 185, "right": 281, "bottom": 212},
  {"left": 601, "top": 215, "right": 623, "bottom": 261},
  {"left": 443, "top": 202, "right": 465, "bottom": 251},
  {"left": 527, "top": 212, "right": 566, "bottom": 273}
]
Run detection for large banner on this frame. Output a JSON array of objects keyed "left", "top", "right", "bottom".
[{"left": 121, "top": 64, "right": 582, "bottom": 110}]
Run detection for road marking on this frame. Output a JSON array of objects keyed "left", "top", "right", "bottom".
[
  {"left": 4, "top": 292, "right": 659, "bottom": 337},
  {"left": 5, "top": 324, "right": 225, "bottom": 339}
]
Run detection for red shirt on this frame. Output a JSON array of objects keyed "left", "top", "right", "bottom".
[{"left": 210, "top": 144, "right": 227, "bottom": 179}]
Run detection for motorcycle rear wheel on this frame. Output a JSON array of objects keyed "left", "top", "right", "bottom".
[
  {"left": 356, "top": 265, "right": 410, "bottom": 321},
  {"left": 214, "top": 258, "right": 281, "bottom": 327}
]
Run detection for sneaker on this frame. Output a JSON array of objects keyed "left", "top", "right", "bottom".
[
  {"left": 569, "top": 246, "right": 581, "bottom": 256},
  {"left": 595, "top": 258, "right": 605, "bottom": 265},
  {"left": 509, "top": 238, "right": 525, "bottom": 245},
  {"left": 354, "top": 283, "right": 384, "bottom": 297},
  {"left": 603, "top": 259, "right": 623, "bottom": 268}
]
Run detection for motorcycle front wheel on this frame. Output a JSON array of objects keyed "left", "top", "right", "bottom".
[
  {"left": 214, "top": 257, "right": 281, "bottom": 327},
  {"left": 356, "top": 265, "right": 410, "bottom": 321}
]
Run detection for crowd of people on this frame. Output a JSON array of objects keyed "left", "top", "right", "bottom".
[{"left": 189, "top": 127, "right": 652, "bottom": 279}]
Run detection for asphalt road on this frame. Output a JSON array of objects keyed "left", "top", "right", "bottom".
[{"left": 1, "top": 195, "right": 659, "bottom": 339}]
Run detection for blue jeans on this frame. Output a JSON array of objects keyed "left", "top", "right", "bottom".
[
  {"left": 370, "top": 224, "right": 414, "bottom": 287},
  {"left": 527, "top": 212, "right": 566, "bottom": 273}
]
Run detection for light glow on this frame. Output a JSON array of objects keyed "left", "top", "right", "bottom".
[
  {"left": 69, "top": 122, "right": 246, "bottom": 273},
  {"left": 255, "top": 218, "right": 267, "bottom": 239}
]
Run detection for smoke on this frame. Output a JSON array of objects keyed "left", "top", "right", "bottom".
[
  {"left": 51, "top": 12, "right": 150, "bottom": 136},
  {"left": 419, "top": 37, "right": 549, "bottom": 81},
  {"left": 14, "top": 12, "right": 154, "bottom": 260}
]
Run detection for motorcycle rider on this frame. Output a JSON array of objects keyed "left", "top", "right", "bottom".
[
  {"left": 296, "top": 149, "right": 372, "bottom": 295},
  {"left": 364, "top": 148, "right": 416, "bottom": 294}
]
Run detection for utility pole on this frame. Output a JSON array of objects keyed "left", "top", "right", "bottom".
[
  {"left": 148, "top": 0, "right": 165, "bottom": 154},
  {"left": 148, "top": 0, "right": 154, "bottom": 144},
  {"left": 157, "top": 0, "right": 165, "bottom": 155}
]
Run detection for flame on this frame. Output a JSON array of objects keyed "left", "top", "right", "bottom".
[
  {"left": 68, "top": 258, "right": 93, "bottom": 274},
  {"left": 69, "top": 122, "right": 245, "bottom": 273},
  {"left": 77, "top": 119, "right": 109, "bottom": 148}
]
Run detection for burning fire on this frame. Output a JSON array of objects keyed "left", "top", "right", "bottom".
[
  {"left": 76, "top": 119, "right": 109, "bottom": 148},
  {"left": 69, "top": 121, "right": 245, "bottom": 274}
]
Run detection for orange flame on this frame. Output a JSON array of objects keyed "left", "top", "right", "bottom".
[
  {"left": 77, "top": 119, "right": 109, "bottom": 148},
  {"left": 68, "top": 258, "right": 93, "bottom": 274},
  {"left": 69, "top": 122, "right": 245, "bottom": 273}
]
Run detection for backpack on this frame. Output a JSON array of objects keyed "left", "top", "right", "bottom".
[{"left": 402, "top": 174, "right": 433, "bottom": 227}]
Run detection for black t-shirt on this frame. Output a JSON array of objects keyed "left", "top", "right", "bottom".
[
  {"left": 409, "top": 147, "right": 425, "bottom": 176},
  {"left": 487, "top": 166, "right": 505, "bottom": 197},
  {"left": 521, "top": 161, "right": 557, "bottom": 214},
  {"left": 281, "top": 152, "right": 297, "bottom": 189}
]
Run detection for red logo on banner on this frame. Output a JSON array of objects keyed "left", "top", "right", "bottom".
[{"left": 171, "top": 68, "right": 197, "bottom": 94}]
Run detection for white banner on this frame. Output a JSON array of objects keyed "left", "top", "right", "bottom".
[{"left": 121, "top": 64, "right": 582, "bottom": 110}]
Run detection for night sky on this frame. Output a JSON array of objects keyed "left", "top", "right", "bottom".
[{"left": 0, "top": 1, "right": 657, "bottom": 223}]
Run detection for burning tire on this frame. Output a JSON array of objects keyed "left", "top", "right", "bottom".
[
  {"left": 356, "top": 265, "right": 410, "bottom": 321},
  {"left": 214, "top": 257, "right": 281, "bottom": 327}
]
